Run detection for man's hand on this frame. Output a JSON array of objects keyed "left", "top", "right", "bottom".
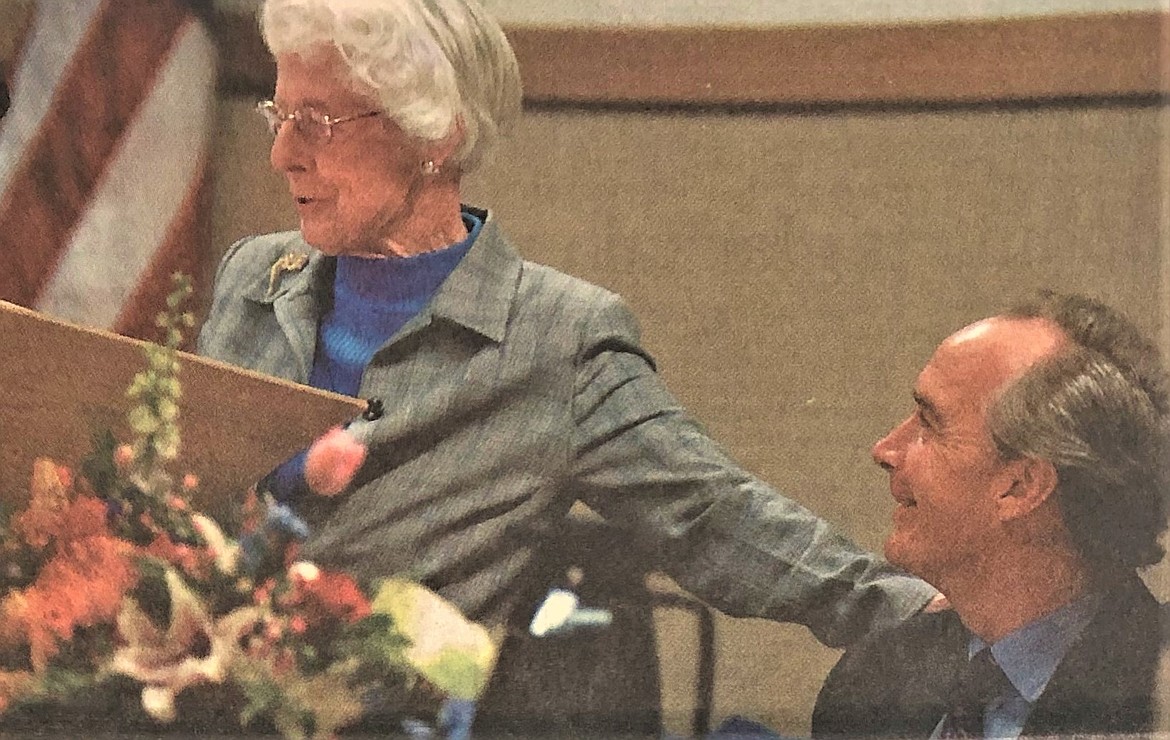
[{"left": 922, "top": 592, "right": 951, "bottom": 614}]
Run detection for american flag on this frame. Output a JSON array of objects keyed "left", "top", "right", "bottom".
[{"left": 0, "top": 0, "right": 216, "bottom": 343}]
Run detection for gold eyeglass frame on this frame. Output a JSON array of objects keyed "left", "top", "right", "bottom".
[{"left": 257, "top": 99, "right": 381, "bottom": 142}]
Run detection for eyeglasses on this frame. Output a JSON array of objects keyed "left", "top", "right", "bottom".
[{"left": 257, "top": 99, "right": 381, "bottom": 143}]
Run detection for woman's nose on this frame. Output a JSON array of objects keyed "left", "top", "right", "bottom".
[{"left": 269, "top": 122, "right": 308, "bottom": 174}]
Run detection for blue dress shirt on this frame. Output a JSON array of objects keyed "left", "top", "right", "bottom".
[{"left": 931, "top": 595, "right": 1099, "bottom": 739}]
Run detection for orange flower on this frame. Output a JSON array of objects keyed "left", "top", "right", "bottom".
[
  {"left": 113, "top": 444, "right": 135, "bottom": 471},
  {"left": 253, "top": 578, "right": 275, "bottom": 606},
  {"left": 145, "top": 531, "right": 211, "bottom": 579},
  {"left": 13, "top": 491, "right": 107, "bottom": 551},
  {"left": 2, "top": 461, "right": 142, "bottom": 670},
  {"left": 284, "top": 565, "right": 371, "bottom": 626},
  {"left": 8, "top": 527, "right": 138, "bottom": 671},
  {"left": 20, "top": 534, "right": 138, "bottom": 670},
  {"left": 14, "top": 459, "right": 74, "bottom": 548}
]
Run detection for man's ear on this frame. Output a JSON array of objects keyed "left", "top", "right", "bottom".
[{"left": 996, "top": 457, "right": 1059, "bottom": 521}]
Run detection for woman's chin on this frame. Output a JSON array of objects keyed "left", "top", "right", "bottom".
[{"left": 297, "top": 223, "right": 342, "bottom": 255}]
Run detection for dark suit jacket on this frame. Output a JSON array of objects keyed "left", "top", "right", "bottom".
[{"left": 812, "top": 574, "right": 1161, "bottom": 737}]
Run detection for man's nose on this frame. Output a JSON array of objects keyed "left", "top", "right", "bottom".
[{"left": 872, "top": 416, "right": 911, "bottom": 471}]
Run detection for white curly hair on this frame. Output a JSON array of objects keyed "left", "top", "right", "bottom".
[{"left": 261, "top": 0, "right": 522, "bottom": 171}]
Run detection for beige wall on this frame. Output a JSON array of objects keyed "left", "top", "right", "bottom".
[{"left": 210, "top": 99, "right": 1169, "bottom": 734}]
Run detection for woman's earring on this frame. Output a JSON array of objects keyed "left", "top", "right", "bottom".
[{"left": 422, "top": 160, "right": 440, "bottom": 175}]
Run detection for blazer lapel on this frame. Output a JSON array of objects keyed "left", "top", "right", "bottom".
[
  {"left": 242, "top": 247, "right": 333, "bottom": 383},
  {"left": 814, "top": 610, "right": 967, "bottom": 738},
  {"left": 899, "top": 612, "right": 969, "bottom": 735}
]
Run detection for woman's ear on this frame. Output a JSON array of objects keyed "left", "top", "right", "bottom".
[
  {"left": 996, "top": 457, "right": 1059, "bottom": 521},
  {"left": 426, "top": 116, "right": 466, "bottom": 174}
]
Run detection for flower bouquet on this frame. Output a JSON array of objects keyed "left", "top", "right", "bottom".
[{"left": 0, "top": 276, "right": 495, "bottom": 738}]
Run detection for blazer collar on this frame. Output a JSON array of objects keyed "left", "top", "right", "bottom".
[
  {"left": 424, "top": 207, "right": 519, "bottom": 344},
  {"left": 243, "top": 207, "right": 519, "bottom": 375}
]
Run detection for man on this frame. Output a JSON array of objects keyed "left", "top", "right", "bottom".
[{"left": 812, "top": 291, "right": 1168, "bottom": 738}]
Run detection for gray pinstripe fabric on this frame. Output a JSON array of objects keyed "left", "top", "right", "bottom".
[{"left": 198, "top": 207, "right": 935, "bottom": 646}]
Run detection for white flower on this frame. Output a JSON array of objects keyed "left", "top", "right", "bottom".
[
  {"left": 107, "top": 568, "right": 261, "bottom": 722},
  {"left": 191, "top": 513, "right": 239, "bottom": 575},
  {"left": 287, "top": 560, "right": 320, "bottom": 583},
  {"left": 140, "top": 685, "right": 176, "bottom": 723}
]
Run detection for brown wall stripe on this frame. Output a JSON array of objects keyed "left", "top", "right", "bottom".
[{"left": 213, "top": 10, "right": 1169, "bottom": 106}]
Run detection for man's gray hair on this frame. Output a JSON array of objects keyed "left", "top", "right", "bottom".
[
  {"left": 261, "top": 0, "right": 522, "bottom": 172},
  {"left": 989, "top": 291, "right": 1169, "bottom": 573}
]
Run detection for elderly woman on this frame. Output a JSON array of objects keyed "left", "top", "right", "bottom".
[{"left": 200, "top": 0, "right": 934, "bottom": 657}]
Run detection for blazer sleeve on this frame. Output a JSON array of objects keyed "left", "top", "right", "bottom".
[
  {"left": 567, "top": 292, "right": 936, "bottom": 648},
  {"left": 196, "top": 235, "right": 257, "bottom": 358},
  {"left": 812, "top": 612, "right": 963, "bottom": 737}
]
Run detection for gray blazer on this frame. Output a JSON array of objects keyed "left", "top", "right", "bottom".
[{"left": 198, "top": 208, "right": 934, "bottom": 644}]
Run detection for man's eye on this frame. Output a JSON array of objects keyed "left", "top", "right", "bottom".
[{"left": 915, "top": 408, "right": 932, "bottom": 431}]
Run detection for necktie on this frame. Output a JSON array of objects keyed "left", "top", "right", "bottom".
[{"left": 939, "top": 648, "right": 1014, "bottom": 738}]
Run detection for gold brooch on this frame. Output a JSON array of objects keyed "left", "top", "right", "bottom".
[{"left": 267, "top": 252, "right": 310, "bottom": 297}]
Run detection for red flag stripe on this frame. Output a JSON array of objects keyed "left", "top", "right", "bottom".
[
  {"left": 112, "top": 151, "right": 212, "bottom": 346},
  {"left": 37, "top": 14, "right": 215, "bottom": 336},
  {"left": 0, "top": 0, "right": 189, "bottom": 306}
]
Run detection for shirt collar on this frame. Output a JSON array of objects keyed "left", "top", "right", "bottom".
[{"left": 969, "top": 594, "right": 1100, "bottom": 703}]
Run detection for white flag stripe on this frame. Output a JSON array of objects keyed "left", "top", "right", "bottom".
[
  {"left": 35, "top": 18, "right": 216, "bottom": 328},
  {"left": 0, "top": 0, "right": 102, "bottom": 198}
]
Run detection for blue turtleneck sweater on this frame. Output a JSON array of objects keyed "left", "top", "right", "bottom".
[
  {"left": 269, "top": 210, "right": 482, "bottom": 499},
  {"left": 309, "top": 212, "right": 481, "bottom": 396}
]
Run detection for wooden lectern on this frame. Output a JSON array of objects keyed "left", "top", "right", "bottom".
[{"left": 0, "top": 300, "right": 364, "bottom": 513}]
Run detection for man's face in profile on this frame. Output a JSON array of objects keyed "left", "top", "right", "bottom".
[{"left": 871, "top": 318, "right": 1062, "bottom": 587}]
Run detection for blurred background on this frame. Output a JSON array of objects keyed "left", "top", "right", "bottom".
[{"left": 1, "top": 0, "right": 1167, "bottom": 734}]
